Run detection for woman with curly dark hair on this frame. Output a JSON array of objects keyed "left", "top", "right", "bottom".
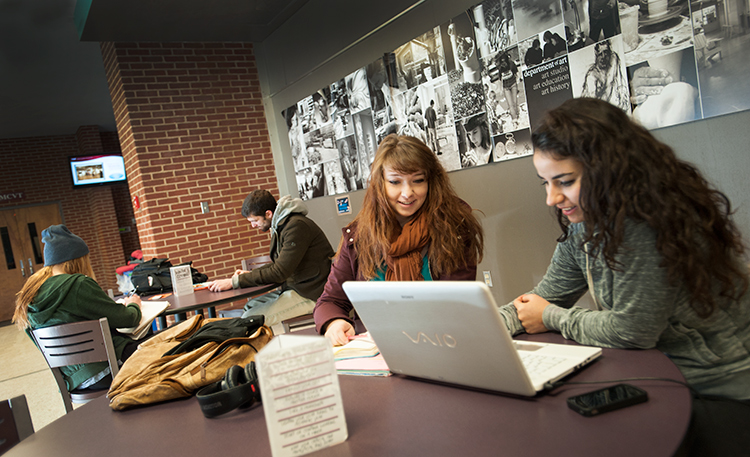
[
  {"left": 498, "top": 97, "right": 749, "bottom": 455},
  {"left": 314, "top": 134, "right": 484, "bottom": 346}
]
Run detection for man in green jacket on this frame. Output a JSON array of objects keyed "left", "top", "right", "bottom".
[{"left": 208, "top": 190, "right": 334, "bottom": 330}]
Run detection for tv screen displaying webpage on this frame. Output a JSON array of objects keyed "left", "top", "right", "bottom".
[{"left": 69, "top": 154, "right": 127, "bottom": 187}]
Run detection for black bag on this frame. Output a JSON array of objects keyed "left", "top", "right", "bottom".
[
  {"left": 164, "top": 315, "right": 265, "bottom": 356},
  {"left": 131, "top": 258, "right": 209, "bottom": 296}
]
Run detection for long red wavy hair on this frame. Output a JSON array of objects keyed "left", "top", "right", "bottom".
[{"left": 345, "top": 134, "right": 484, "bottom": 279}]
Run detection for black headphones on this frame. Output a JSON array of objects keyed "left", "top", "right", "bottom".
[{"left": 196, "top": 362, "right": 261, "bottom": 418}]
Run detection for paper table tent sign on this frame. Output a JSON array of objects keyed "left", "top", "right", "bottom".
[
  {"left": 169, "top": 264, "right": 194, "bottom": 296},
  {"left": 255, "top": 334, "right": 348, "bottom": 457}
]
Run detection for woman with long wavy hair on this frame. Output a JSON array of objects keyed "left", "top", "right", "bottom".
[
  {"left": 14, "top": 225, "right": 143, "bottom": 391},
  {"left": 314, "top": 134, "right": 484, "bottom": 346},
  {"left": 497, "top": 98, "right": 749, "bottom": 456}
]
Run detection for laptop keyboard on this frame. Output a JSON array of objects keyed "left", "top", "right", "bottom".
[{"left": 519, "top": 352, "right": 567, "bottom": 378}]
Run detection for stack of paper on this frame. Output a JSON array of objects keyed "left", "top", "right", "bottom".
[{"left": 333, "top": 332, "right": 391, "bottom": 377}]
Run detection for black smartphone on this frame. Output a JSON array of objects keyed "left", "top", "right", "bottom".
[{"left": 567, "top": 384, "right": 648, "bottom": 417}]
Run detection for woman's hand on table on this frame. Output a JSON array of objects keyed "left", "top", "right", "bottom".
[{"left": 325, "top": 319, "right": 355, "bottom": 346}]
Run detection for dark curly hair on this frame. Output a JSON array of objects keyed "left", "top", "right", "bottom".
[
  {"left": 532, "top": 97, "right": 747, "bottom": 318},
  {"left": 241, "top": 189, "right": 277, "bottom": 218}
]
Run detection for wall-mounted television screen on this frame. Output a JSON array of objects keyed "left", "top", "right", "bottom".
[{"left": 69, "top": 154, "right": 127, "bottom": 187}]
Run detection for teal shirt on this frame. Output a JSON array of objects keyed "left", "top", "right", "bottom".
[
  {"left": 373, "top": 256, "right": 433, "bottom": 281},
  {"left": 27, "top": 274, "right": 141, "bottom": 390}
]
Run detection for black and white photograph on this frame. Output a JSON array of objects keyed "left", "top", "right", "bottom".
[
  {"left": 628, "top": 46, "right": 700, "bottom": 128},
  {"left": 330, "top": 78, "right": 349, "bottom": 113},
  {"left": 482, "top": 45, "right": 531, "bottom": 134},
  {"left": 563, "top": 0, "right": 622, "bottom": 51},
  {"left": 297, "top": 160, "right": 329, "bottom": 201},
  {"left": 456, "top": 112, "right": 493, "bottom": 168},
  {"left": 352, "top": 109, "right": 377, "bottom": 172},
  {"left": 322, "top": 157, "right": 349, "bottom": 196},
  {"left": 691, "top": 0, "right": 750, "bottom": 118},
  {"left": 541, "top": 24, "right": 569, "bottom": 61},
  {"left": 522, "top": 53, "right": 573, "bottom": 127},
  {"left": 337, "top": 135, "right": 364, "bottom": 192},
  {"left": 352, "top": 109, "right": 376, "bottom": 185},
  {"left": 391, "top": 27, "right": 447, "bottom": 92},
  {"left": 366, "top": 58, "right": 392, "bottom": 115},
  {"left": 472, "top": 0, "right": 519, "bottom": 56},
  {"left": 366, "top": 57, "right": 397, "bottom": 144},
  {"left": 282, "top": 103, "right": 308, "bottom": 172},
  {"left": 569, "top": 35, "right": 631, "bottom": 111},
  {"left": 621, "top": 0, "right": 692, "bottom": 66},
  {"left": 296, "top": 123, "right": 336, "bottom": 200},
  {"left": 310, "top": 88, "right": 332, "bottom": 130},
  {"left": 441, "top": 11, "right": 488, "bottom": 153},
  {"left": 391, "top": 85, "right": 427, "bottom": 143},
  {"left": 441, "top": 12, "right": 484, "bottom": 85},
  {"left": 512, "top": 0, "right": 565, "bottom": 42},
  {"left": 346, "top": 67, "right": 371, "bottom": 114},
  {"left": 449, "top": 68, "right": 486, "bottom": 126},
  {"left": 282, "top": 0, "right": 750, "bottom": 189},
  {"left": 519, "top": 34, "right": 546, "bottom": 67},
  {"left": 333, "top": 105, "right": 355, "bottom": 140},
  {"left": 492, "top": 127, "right": 533, "bottom": 161},
  {"left": 429, "top": 81, "right": 462, "bottom": 171}
]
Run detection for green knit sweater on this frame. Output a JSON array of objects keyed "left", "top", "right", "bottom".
[{"left": 27, "top": 274, "right": 141, "bottom": 390}]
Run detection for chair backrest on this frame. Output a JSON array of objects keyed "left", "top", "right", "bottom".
[
  {"left": 31, "top": 317, "right": 119, "bottom": 413},
  {"left": 0, "top": 395, "right": 34, "bottom": 455},
  {"left": 241, "top": 255, "right": 272, "bottom": 272}
]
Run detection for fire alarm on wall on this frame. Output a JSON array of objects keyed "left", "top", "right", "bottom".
[{"left": 132, "top": 195, "right": 140, "bottom": 209}]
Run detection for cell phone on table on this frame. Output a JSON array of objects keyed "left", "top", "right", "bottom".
[{"left": 567, "top": 384, "right": 648, "bottom": 417}]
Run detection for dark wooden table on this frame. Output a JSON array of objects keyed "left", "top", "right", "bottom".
[
  {"left": 6, "top": 333, "right": 691, "bottom": 457},
  {"left": 154, "top": 283, "right": 279, "bottom": 327}
]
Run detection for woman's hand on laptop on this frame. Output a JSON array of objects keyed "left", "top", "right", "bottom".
[
  {"left": 513, "top": 294, "right": 550, "bottom": 334},
  {"left": 325, "top": 319, "right": 355, "bottom": 346}
]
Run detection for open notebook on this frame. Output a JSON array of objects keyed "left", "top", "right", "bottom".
[
  {"left": 342, "top": 281, "right": 602, "bottom": 396},
  {"left": 116, "top": 300, "right": 170, "bottom": 340}
]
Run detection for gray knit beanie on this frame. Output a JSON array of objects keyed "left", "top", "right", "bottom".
[{"left": 42, "top": 225, "right": 90, "bottom": 267}]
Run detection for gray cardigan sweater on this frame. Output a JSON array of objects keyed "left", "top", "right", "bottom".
[{"left": 497, "top": 220, "right": 750, "bottom": 399}]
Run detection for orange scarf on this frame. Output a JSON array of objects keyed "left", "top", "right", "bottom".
[{"left": 385, "top": 213, "right": 429, "bottom": 281}]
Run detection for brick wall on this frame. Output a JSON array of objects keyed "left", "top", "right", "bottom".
[
  {"left": 101, "top": 42, "right": 278, "bottom": 281},
  {"left": 0, "top": 129, "right": 136, "bottom": 292}
]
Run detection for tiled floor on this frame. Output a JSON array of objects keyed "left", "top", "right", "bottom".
[{"left": 0, "top": 322, "right": 67, "bottom": 432}]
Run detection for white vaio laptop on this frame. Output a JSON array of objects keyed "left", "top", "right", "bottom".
[{"left": 342, "top": 281, "right": 602, "bottom": 396}]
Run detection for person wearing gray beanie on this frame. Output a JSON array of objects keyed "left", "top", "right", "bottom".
[
  {"left": 42, "top": 224, "right": 90, "bottom": 267},
  {"left": 14, "top": 224, "right": 144, "bottom": 392}
]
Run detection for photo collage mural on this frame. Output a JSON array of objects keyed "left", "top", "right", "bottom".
[{"left": 285, "top": 0, "right": 750, "bottom": 200}]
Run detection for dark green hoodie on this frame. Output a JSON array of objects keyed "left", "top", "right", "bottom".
[{"left": 27, "top": 274, "right": 141, "bottom": 390}]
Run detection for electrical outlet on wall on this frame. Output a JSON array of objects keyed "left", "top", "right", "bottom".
[
  {"left": 483, "top": 271, "right": 493, "bottom": 287},
  {"left": 200, "top": 202, "right": 210, "bottom": 214}
]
